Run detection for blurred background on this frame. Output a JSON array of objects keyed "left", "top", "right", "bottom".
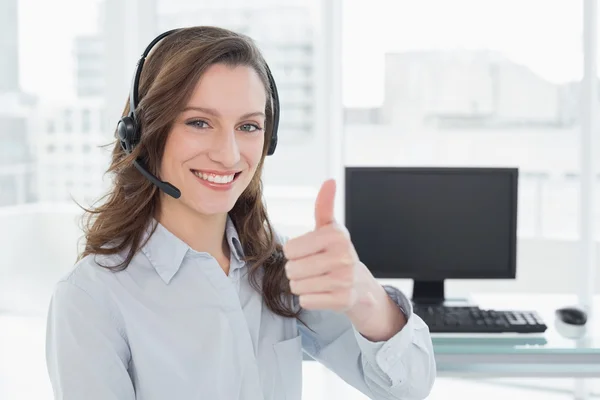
[{"left": 1, "top": 0, "right": 600, "bottom": 398}]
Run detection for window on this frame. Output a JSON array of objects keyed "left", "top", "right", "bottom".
[
  {"left": 46, "top": 120, "right": 55, "bottom": 133},
  {"left": 82, "top": 109, "right": 91, "bottom": 133},
  {"left": 63, "top": 108, "right": 73, "bottom": 133},
  {"left": 99, "top": 107, "right": 108, "bottom": 133},
  {"left": 343, "top": 0, "right": 586, "bottom": 243}
]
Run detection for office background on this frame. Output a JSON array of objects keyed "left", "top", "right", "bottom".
[{"left": 1, "top": 0, "right": 599, "bottom": 398}]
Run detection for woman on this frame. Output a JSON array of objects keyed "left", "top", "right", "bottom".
[{"left": 46, "top": 26, "right": 435, "bottom": 400}]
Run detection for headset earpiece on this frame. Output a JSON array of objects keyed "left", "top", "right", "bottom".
[
  {"left": 267, "top": 134, "right": 277, "bottom": 156},
  {"left": 117, "top": 114, "right": 137, "bottom": 154},
  {"left": 265, "top": 63, "right": 279, "bottom": 156}
]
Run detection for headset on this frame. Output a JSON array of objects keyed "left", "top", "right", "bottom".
[{"left": 116, "top": 29, "right": 280, "bottom": 199}]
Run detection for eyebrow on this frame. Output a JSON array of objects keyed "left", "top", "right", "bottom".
[{"left": 182, "top": 106, "right": 265, "bottom": 120}]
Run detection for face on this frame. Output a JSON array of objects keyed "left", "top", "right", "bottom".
[{"left": 160, "top": 63, "right": 267, "bottom": 217}]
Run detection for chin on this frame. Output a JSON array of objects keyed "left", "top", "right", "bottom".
[
  {"left": 188, "top": 188, "right": 247, "bottom": 216},
  {"left": 191, "top": 201, "right": 238, "bottom": 216},
  {"left": 180, "top": 190, "right": 239, "bottom": 215}
]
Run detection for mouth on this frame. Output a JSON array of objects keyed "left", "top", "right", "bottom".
[{"left": 190, "top": 169, "right": 242, "bottom": 186}]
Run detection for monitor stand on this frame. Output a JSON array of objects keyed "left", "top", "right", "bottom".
[{"left": 411, "top": 280, "right": 474, "bottom": 307}]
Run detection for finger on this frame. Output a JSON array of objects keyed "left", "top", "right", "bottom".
[
  {"left": 285, "top": 251, "right": 348, "bottom": 280},
  {"left": 299, "top": 290, "right": 356, "bottom": 311},
  {"left": 283, "top": 224, "right": 347, "bottom": 260},
  {"left": 290, "top": 274, "right": 352, "bottom": 295},
  {"left": 315, "top": 179, "right": 336, "bottom": 229}
]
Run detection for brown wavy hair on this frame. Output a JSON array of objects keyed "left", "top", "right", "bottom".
[{"left": 79, "top": 26, "right": 298, "bottom": 319}]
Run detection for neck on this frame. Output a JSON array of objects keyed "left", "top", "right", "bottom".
[{"left": 156, "top": 196, "right": 229, "bottom": 260}]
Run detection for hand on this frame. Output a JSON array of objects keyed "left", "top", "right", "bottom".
[
  {"left": 283, "top": 179, "right": 376, "bottom": 312},
  {"left": 283, "top": 179, "right": 407, "bottom": 341}
]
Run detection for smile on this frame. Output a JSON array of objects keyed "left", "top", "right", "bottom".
[{"left": 190, "top": 170, "right": 242, "bottom": 188}]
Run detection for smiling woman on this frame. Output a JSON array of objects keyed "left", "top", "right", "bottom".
[
  {"left": 44, "top": 26, "right": 435, "bottom": 400},
  {"left": 79, "top": 27, "right": 288, "bottom": 312}
]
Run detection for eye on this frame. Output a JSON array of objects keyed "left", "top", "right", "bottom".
[
  {"left": 239, "top": 123, "right": 262, "bottom": 133},
  {"left": 186, "top": 119, "right": 210, "bottom": 129}
]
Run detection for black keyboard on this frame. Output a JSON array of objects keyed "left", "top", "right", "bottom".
[{"left": 413, "top": 304, "right": 547, "bottom": 334}]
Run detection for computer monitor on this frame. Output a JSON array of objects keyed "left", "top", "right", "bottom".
[{"left": 345, "top": 167, "right": 518, "bottom": 305}]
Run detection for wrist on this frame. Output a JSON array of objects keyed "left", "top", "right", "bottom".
[{"left": 347, "top": 282, "right": 407, "bottom": 342}]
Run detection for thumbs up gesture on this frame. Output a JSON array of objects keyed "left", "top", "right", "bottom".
[{"left": 283, "top": 179, "right": 376, "bottom": 312}]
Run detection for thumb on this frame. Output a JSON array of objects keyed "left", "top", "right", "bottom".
[{"left": 315, "top": 179, "right": 336, "bottom": 229}]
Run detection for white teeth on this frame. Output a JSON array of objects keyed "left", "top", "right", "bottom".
[{"left": 193, "top": 171, "right": 235, "bottom": 184}]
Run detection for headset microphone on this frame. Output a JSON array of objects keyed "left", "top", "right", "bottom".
[
  {"left": 116, "top": 28, "right": 280, "bottom": 200},
  {"left": 134, "top": 160, "right": 182, "bottom": 199}
]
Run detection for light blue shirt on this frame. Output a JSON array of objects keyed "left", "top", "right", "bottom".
[{"left": 46, "top": 216, "right": 435, "bottom": 400}]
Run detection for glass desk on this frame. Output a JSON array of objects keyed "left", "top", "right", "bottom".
[
  {"left": 303, "top": 293, "right": 600, "bottom": 377},
  {"left": 303, "top": 293, "right": 600, "bottom": 399},
  {"left": 429, "top": 294, "right": 600, "bottom": 378}
]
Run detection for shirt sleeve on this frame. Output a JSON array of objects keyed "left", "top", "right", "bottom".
[
  {"left": 46, "top": 280, "right": 135, "bottom": 400},
  {"left": 298, "top": 285, "right": 436, "bottom": 400}
]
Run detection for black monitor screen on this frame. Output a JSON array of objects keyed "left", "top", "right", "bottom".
[{"left": 345, "top": 167, "right": 517, "bottom": 280}]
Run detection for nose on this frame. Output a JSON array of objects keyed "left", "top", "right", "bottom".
[{"left": 209, "top": 128, "right": 241, "bottom": 167}]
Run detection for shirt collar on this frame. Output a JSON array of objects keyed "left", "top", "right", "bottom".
[{"left": 140, "top": 214, "right": 245, "bottom": 284}]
